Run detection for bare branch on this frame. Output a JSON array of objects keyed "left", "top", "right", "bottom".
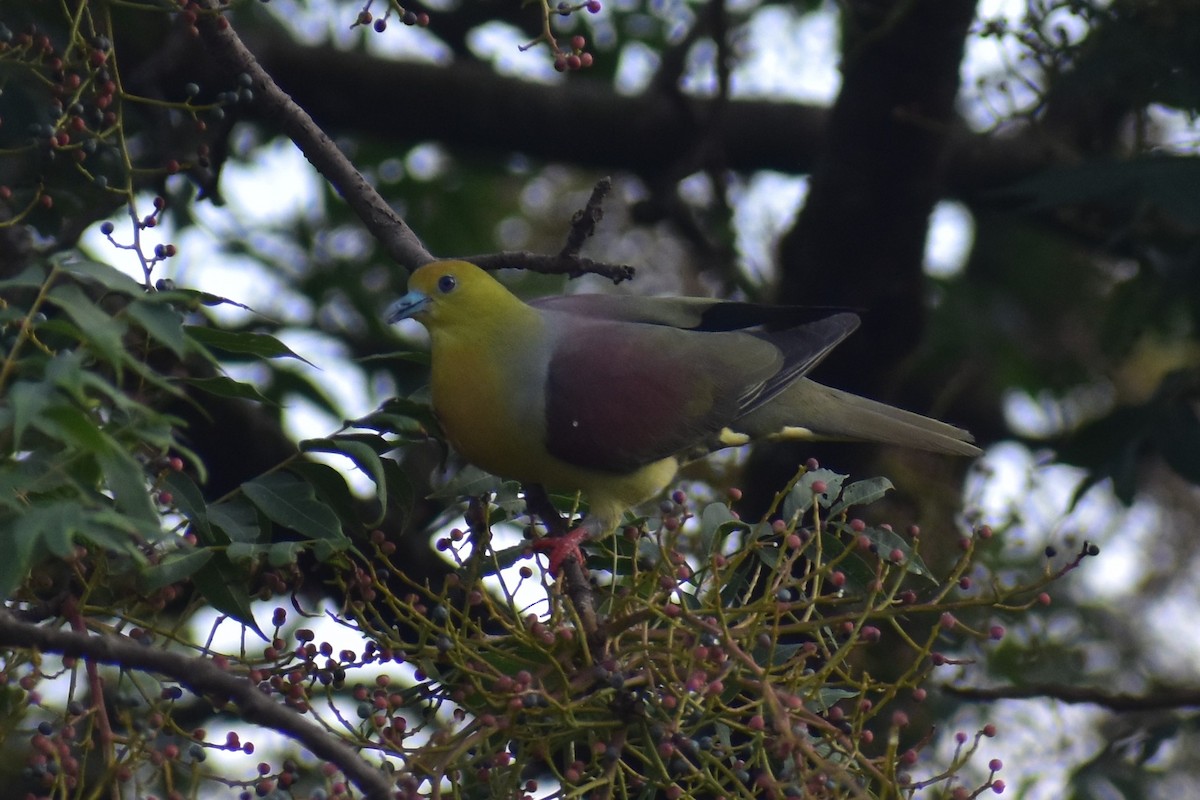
[
  {"left": 465, "top": 251, "right": 636, "bottom": 284},
  {"left": 0, "top": 611, "right": 395, "bottom": 800},
  {"left": 942, "top": 682, "right": 1200, "bottom": 712},
  {"left": 195, "top": 3, "right": 434, "bottom": 271}
]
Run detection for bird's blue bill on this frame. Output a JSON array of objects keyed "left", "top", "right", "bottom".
[{"left": 386, "top": 290, "right": 431, "bottom": 324}]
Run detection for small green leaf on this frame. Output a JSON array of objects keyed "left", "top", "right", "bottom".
[
  {"left": 302, "top": 437, "right": 388, "bottom": 525},
  {"left": 829, "top": 476, "right": 894, "bottom": 516},
  {"left": 46, "top": 283, "right": 127, "bottom": 367},
  {"left": 163, "top": 472, "right": 212, "bottom": 541},
  {"left": 181, "top": 375, "right": 278, "bottom": 406},
  {"left": 698, "top": 502, "right": 745, "bottom": 561},
  {"left": 56, "top": 256, "right": 143, "bottom": 295},
  {"left": 0, "top": 264, "right": 49, "bottom": 290},
  {"left": 183, "top": 325, "right": 313, "bottom": 365},
  {"left": 834, "top": 523, "right": 934, "bottom": 582},
  {"left": 126, "top": 299, "right": 187, "bottom": 358},
  {"left": 242, "top": 472, "right": 344, "bottom": 541},
  {"left": 8, "top": 381, "right": 50, "bottom": 448},
  {"left": 141, "top": 549, "right": 213, "bottom": 592},
  {"left": 95, "top": 438, "right": 158, "bottom": 524},
  {"left": 268, "top": 541, "right": 305, "bottom": 567},
  {"left": 0, "top": 502, "right": 85, "bottom": 598},
  {"left": 362, "top": 350, "right": 431, "bottom": 366},
  {"left": 431, "top": 465, "right": 505, "bottom": 500},
  {"left": 192, "top": 557, "right": 265, "bottom": 639},
  {"left": 813, "top": 687, "right": 859, "bottom": 712},
  {"left": 752, "top": 640, "right": 807, "bottom": 668},
  {"left": 288, "top": 461, "right": 361, "bottom": 528},
  {"left": 207, "top": 498, "right": 261, "bottom": 544},
  {"left": 228, "top": 542, "right": 267, "bottom": 563},
  {"left": 782, "top": 469, "right": 846, "bottom": 520}
]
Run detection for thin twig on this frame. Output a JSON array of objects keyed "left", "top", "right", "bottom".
[{"left": 559, "top": 177, "right": 612, "bottom": 258}]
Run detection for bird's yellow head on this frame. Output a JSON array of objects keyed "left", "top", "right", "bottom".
[{"left": 385, "top": 260, "right": 524, "bottom": 331}]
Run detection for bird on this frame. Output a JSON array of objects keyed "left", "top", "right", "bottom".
[{"left": 386, "top": 260, "right": 980, "bottom": 575}]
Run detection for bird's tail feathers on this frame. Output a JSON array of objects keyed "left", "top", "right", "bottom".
[{"left": 736, "top": 379, "right": 982, "bottom": 457}]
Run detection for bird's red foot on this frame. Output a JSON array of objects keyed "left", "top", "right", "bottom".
[{"left": 531, "top": 526, "right": 590, "bottom": 576}]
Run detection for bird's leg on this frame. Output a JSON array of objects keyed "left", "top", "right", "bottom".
[
  {"left": 531, "top": 517, "right": 602, "bottom": 576},
  {"left": 522, "top": 484, "right": 594, "bottom": 576}
]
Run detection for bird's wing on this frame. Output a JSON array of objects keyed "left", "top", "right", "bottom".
[
  {"left": 532, "top": 294, "right": 854, "bottom": 332},
  {"left": 538, "top": 311, "right": 859, "bottom": 473}
]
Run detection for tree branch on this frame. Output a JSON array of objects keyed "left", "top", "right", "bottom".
[
  {"left": 0, "top": 611, "right": 395, "bottom": 800},
  {"left": 196, "top": 3, "right": 434, "bottom": 271},
  {"left": 943, "top": 682, "right": 1200, "bottom": 712}
]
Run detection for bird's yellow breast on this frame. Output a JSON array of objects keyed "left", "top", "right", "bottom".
[
  {"left": 427, "top": 316, "right": 678, "bottom": 528},
  {"left": 428, "top": 319, "right": 554, "bottom": 485}
]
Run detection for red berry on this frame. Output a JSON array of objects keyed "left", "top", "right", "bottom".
[
  {"left": 566, "top": 54, "right": 581, "bottom": 70},
  {"left": 571, "top": 35, "right": 586, "bottom": 51}
]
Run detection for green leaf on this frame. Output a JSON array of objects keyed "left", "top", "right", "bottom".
[
  {"left": 828, "top": 476, "right": 894, "bottom": 516},
  {"left": 302, "top": 437, "right": 388, "bottom": 525},
  {"left": 126, "top": 299, "right": 187, "bottom": 358},
  {"left": 782, "top": 469, "right": 847, "bottom": 521},
  {"left": 163, "top": 472, "right": 212, "bottom": 541},
  {"left": 381, "top": 458, "right": 415, "bottom": 518},
  {"left": 183, "top": 325, "right": 313, "bottom": 366},
  {"left": 0, "top": 502, "right": 85, "bottom": 598},
  {"left": 228, "top": 542, "right": 267, "bottom": 563},
  {"left": 207, "top": 498, "right": 261, "bottom": 544},
  {"left": 55, "top": 256, "right": 143, "bottom": 296},
  {"left": 46, "top": 283, "right": 127, "bottom": 367},
  {"left": 191, "top": 556, "right": 265, "bottom": 638},
  {"left": 0, "top": 264, "right": 49, "bottom": 290},
  {"left": 35, "top": 404, "right": 108, "bottom": 452},
  {"left": 268, "top": 541, "right": 305, "bottom": 567},
  {"left": 697, "top": 502, "right": 745, "bottom": 561},
  {"left": 181, "top": 375, "right": 278, "bottom": 406},
  {"left": 242, "top": 472, "right": 345, "bottom": 541},
  {"left": 834, "top": 523, "right": 934, "bottom": 583},
  {"left": 7, "top": 380, "right": 50, "bottom": 449},
  {"left": 288, "top": 461, "right": 361, "bottom": 529},
  {"left": 140, "top": 548, "right": 213, "bottom": 592},
  {"left": 362, "top": 349, "right": 431, "bottom": 366},
  {"left": 95, "top": 437, "right": 158, "bottom": 524},
  {"left": 430, "top": 464, "right": 506, "bottom": 500},
  {"left": 813, "top": 687, "right": 859, "bottom": 712}
]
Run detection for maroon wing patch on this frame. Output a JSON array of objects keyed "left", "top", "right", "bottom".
[{"left": 543, "top": 321, "right": 762, "bottom": 473}]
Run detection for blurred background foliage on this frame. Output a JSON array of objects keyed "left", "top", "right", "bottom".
[{"left": 3, "top": 0, "right": 1200, "bottom": 797}]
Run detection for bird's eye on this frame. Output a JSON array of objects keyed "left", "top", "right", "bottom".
[{"left": 437, "top": 275, "right": 457, "bottom": 294}]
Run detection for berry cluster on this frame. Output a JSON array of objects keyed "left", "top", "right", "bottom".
[
  {"left": 554, "top": 34, "right": 595, "bottom": 72},
  {"left": 352, "top": 3, "right": 431, "bottom": 33}
]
